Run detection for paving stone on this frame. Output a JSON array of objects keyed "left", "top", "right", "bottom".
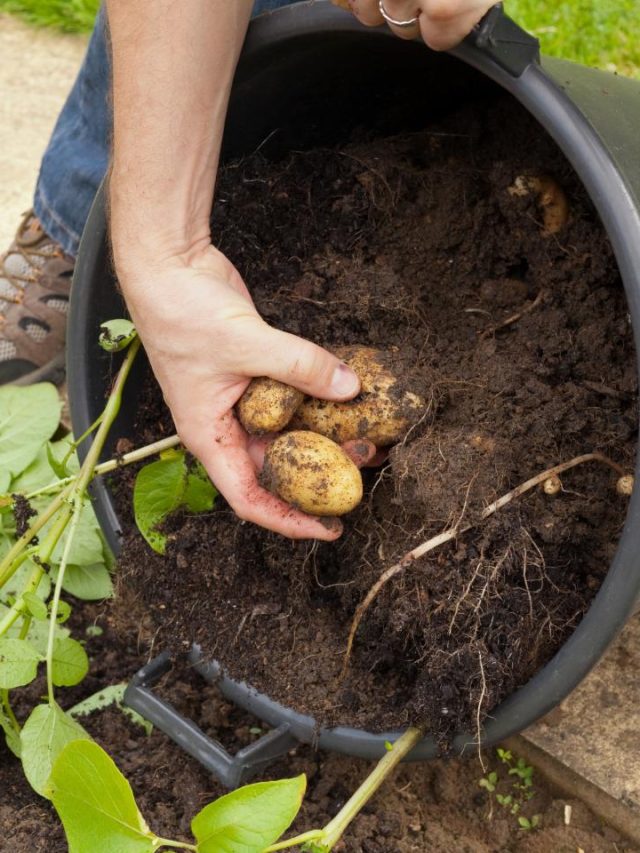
[
  {"left": 519, "top": 613, "right": 640, "bottom": 843},
  {"left": 0, "top": 14, "right": 87, "bottom": 249}
]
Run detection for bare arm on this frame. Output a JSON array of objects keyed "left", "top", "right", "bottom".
[{"left": 107, "top": 1, "right": 361, "bottom": 540}]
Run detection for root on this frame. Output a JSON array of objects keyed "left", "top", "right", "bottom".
[
  {"left": 479, "top": 289, "right": 545, "bottom": 340},
  {"left": 475, "top": 651, "right": 487, "bottom": 771},
  {"left": 340, "top": 451, "right": 626, "bottom": 678}
]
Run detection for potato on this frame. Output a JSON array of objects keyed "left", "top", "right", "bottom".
[
  {"left": 237, "top": 377, "right": 304, "bottom": 434},
  {"left": 262, "top": 431, "right": 363, "bottom": 516},
  {"left": 291, "top": 345, "right": 424, "bottom": 446},
  {"left": 508, "top": 174, "right": 569, "bottom": 235}
]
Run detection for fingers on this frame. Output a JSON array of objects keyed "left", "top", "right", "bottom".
[
  {"left": 183, "top": 413, "right": 343, "bottom": 541},
  {"left": 260, "top": 326, "right": 361, "bottom": 401},
  {"left": 351, "top": 0, "right": 494, "bottom": 49},
  {"left": 345, "top": 0, "right": 386, "bottom": 26},
  {"left": 375, "top": 0, "right": 421, "bottom": 39},
  {"left": 419, "top": 2, "right": 489, "bottom": 50},
  {"left": 342, "top": 439, "right": 378, "bottom": 468}
]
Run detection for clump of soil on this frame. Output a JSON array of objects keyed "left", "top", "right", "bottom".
[{"left": 115, "top": 95, "right": 637, "bottom": 744}]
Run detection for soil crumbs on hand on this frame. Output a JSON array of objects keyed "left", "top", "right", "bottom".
[{"left": 117, "top": 96, "right": 637, "bottom": 744}]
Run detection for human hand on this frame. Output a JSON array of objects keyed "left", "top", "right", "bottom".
[
  {"left": 118, "top": 244, "right": 368, "bottom": 541},
  {"left": 334, "top": 0, "right": 497, "bottom": 50}
]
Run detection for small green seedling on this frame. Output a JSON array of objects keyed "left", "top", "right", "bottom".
[{"left": 479, "top": 749, "right": 539, "bottom": 830}]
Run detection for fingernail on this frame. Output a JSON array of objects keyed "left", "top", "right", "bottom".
[{"left": 330, "top": 364, "right": 360, "bottom": 397}]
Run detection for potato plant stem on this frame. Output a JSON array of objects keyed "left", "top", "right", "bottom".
[
  {"left": 25, "top": 434, "right": 182, "bottom": 501},
  {"left": 46, "top": 494, "right": 83, "bottom": 705},
  {"left": 0, "top": 689, "right": 19, "bottom": 733},
  {"left": 0, "top": 483, "right": 74, "bottom": 589},
  {"left": 0, "top": 507, "right": 71, "bottom": 637},
  {"left": 0, "top": 338, "right": 141, "bottom": 632},
  {"left": 152, "top": 839, "right": 197, "bottom": 851},
  {"left": 317, "top": 727, "right": 423, "bottom": 851},
  {"left": 263, "top": 829, "right": 327, "bottom": 852}
]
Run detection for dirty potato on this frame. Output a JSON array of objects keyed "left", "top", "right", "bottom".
[
  {"left": 262, "top": 431, "right": 363, "bottom": 516},
  {"left": 291, "top": 345, "right": 424, "bottom": 446},
  {"left": 508, "top": 174, "right": 569, "bottom": 235},
  {"left": 237, "top": 377, "right": 304, "bottom": 434}
]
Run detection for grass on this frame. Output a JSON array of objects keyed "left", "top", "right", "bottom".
[
  {"left": 0, "top": 0, "right": 638, "bottom": 77},
  {"left": 0, "top": 0, "right": 97, "bottom": 33}
]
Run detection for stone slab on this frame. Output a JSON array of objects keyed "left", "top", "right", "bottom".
[{"left": 520, "top": 613, "right": 640, "bottom": 844}]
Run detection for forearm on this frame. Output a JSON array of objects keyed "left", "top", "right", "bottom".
[{"left": 107, "top": 0, "right": 253, "bottom": 277}]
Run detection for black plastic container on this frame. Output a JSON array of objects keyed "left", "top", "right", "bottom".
[{"left": 68, "top": 1, "right": 640, "bottom": 778}]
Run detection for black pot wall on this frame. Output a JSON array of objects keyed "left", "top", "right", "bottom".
[{"left": 68, "top": 1, "right": 640, "bottom": 760}]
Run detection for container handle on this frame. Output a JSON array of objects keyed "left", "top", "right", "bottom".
[
  {"left": 461, "top": 3, "right": 540, "bottom": 77},
  {"left": 123, "top": 652, "right": 298, "bottom": 789}
]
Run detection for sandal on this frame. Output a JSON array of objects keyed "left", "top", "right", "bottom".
[{"left": 0, "top": 210, "right": 75, "bottom": 386}]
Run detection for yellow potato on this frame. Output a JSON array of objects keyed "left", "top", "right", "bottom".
[
  {"left": 237, "top": 377, "right": 304, "bottom": 434},
  {"left": 508, "top": 174, "right": 569, "bottom": 235},
  {"left": 291, "top": 345, "right": 424, "bottom": 446},
  {"left": 263, "top": 431, "right": 363, "bottom": 516}
]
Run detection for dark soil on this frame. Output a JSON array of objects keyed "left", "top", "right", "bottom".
[
  {"left": 1, "top": 93, "right": 637, "bottom": 853},
  {"left": 116, "top": 95, "right": 637, "bottom": 744},
  {"left": 0, "top": 606, "right": 635, "bottom": 852}
]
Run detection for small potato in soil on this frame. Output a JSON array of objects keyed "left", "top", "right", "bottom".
[
  {"left": 508, "top": 174, "right": 569, "bottom": 235},
  {"left": 237, "top": 377, "right": 304, "bottom": 434},
  {"left": 292, "top": 345, "right": 425, "bottom": 446},
  {"left": 262, "top": 431, "right": 363, "bottom": 516}
]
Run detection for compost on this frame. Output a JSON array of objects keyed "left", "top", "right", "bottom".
[
  {"left": 116, "top": 96, "right": 637, "bottom": 743},
  {"left": 1, "top": 607, "right": 635, "bottom": 852}
]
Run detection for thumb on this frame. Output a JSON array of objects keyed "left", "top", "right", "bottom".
[{"left": 262, "top": 326, "right": 360, "bottom": 401}]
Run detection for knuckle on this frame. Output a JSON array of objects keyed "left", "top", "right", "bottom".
[
  {"left": 288, "top": 343, "right": 334, "bottom": 388},
  {"left": 424, "top": 0, "right": 459, "bottom": 22}
]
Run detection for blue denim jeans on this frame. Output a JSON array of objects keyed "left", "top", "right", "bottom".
[{"left": 33, "top": 0, "right": 298, "bottom": 257}]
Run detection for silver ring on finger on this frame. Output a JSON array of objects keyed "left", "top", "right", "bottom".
[{"left": 378, "top": 0, "right": 419, "bottom": 28}]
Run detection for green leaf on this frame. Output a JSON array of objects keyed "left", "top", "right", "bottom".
[
  {"left": 0, "top": 709, "right": 21, "bottom": 757},
  {"left": 21, "top": 703, "right": 90, "bottom": 795},
  {"left": 51, "top": 637, "right": 89, "bottom": 687},
  {"left": 56, "top": 600, "right": 73, "bottom": 624},
  {"left": 192, "top": 775, "right": 306, "bottom": 853},
  {"left": 23, "top": 591, "right": 48, "bottom": 621},
  {"left": 184, "top": 461, "right": 217, "bottom": 513},
  {"left": 0, "top": 384, "right": 61, "bottom": 480},
  {"left": 69, "top": 684, "right": 153, "bottom": 735},
  {"left": 47, "top": 740, "right": 156, "bottom": 853},
  {"left": 99, "top": 319, "right": 138, "bottom": 352},
  {"left": 51, "top": 562, "right": 113, "bottom": 601},
  {"left": 20, "top": 611, "right": 70, "bottom": 656},
  {"left": 0, "top": 638, "right": 42, "bottom": 688},
  {"left": 134, "top": 452, "right": 216, "bottom": 554},
  {"left": 51, "top": 501, "right": 105, "bottom": 567},
  {"left": 46, "top": 441, "right": 70, "bottom": 479},
  {"left": 0, "top": 556, "right": 52, "bottom": 605}
]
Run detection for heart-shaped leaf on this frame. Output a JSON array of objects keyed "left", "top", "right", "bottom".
[{"left": 192, "top": 775, "right": 306, "bottom": 853}]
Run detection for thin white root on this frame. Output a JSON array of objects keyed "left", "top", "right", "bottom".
[{"left": 340, "top": 451, "right": 627, "bottom": 677}]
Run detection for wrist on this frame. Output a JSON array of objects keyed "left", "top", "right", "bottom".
[{"left": 109, "top": 171, "right": 214, "bottom": 275}]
